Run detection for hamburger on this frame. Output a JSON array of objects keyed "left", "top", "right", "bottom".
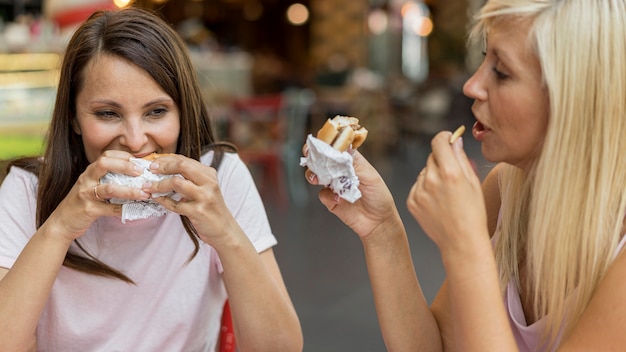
[{"left": 316, "top": 115, "right": 368, "bottom": 152}]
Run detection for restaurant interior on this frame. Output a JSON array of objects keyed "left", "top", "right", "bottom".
[{"left": 0, "top": 0, "right": 493, "bottom": 350}]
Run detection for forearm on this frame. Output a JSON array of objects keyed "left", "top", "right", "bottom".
[
  {"left": 361, "top": 213, "right": 442, "bottom": 352},
  {"left": 442, "top": 241, "right": 517, "bottom": 351},
  {"left": 216, "top": 233, "right": 302, "bottom": 352},
  {"left": 0, "top": 221, "right": 73, "bottom": 351}
]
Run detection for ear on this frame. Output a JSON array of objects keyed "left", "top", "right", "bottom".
[{"left": 72, "top": 119, "right": 82, "bottom": 135}]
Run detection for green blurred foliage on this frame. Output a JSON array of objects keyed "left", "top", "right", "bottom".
[{"left": 0, "top": 134, "right": 45, "bottom": 159}]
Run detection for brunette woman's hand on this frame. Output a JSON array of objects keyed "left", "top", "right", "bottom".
[
  {"left": 143, "top": 154, "right": 242, "bottom": 247},
  {"left": 303, "top": 146, "right": 399, "bottom": 240},
  {"left": 406, "top": 131, "right": 488, "bottom": 259},
  {"left": 47, "top": 150, "right": 151, "bottom": 242}
]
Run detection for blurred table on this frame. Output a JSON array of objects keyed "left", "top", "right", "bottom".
[{"left": 0, "top": 53, "right": 60, "bottom": 131}]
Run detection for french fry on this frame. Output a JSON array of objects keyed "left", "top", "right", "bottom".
[{"left": 449, "top": 125, "right": 466, "bottom": 144}]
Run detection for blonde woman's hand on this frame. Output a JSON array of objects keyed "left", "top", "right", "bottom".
[
  {"left": 303, "top": 146, "right": 399, "bottom": 240},
  {"left": 47, "top": 150, "right": 150, "bottom": 242},
  {"left": 406, "top": 131, "right": 488, "bottom": 259}
]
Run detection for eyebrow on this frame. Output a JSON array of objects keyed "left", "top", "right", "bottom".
[
  {"left": 89, "top": 97, "right": 174, "bottom": 108},
  {"left": 141, "top": 98, "right": 174, "bottom": 108},
  {"left": 490, "top": 45, "right": 515, "bottom": 66}
]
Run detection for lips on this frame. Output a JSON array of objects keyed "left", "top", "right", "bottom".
[
  {"left": 133, "top": 152, "right": 157, "bottom": 159},
  {"left": 472, "top": 120, "right": 491, "bottom": 142}
]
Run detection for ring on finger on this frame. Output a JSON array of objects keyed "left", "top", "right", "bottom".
[{"left": 94, "top": 184, "right": 105, "bottom": 202}]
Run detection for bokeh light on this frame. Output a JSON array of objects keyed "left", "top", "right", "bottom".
[{"left": 286, "top": 3, "right": 309, "bottom": 26}]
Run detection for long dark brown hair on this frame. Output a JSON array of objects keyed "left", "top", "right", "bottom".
[{"left": 10, "top": 7, "right": 235, "bottom": 282}]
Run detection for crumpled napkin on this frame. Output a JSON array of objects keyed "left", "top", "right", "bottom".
[
  {"left": 99, "top": 158, "right": 182, "bottom": 223},
  {"left": 299, "top": 134, "right": 361, "bottom": 203}
]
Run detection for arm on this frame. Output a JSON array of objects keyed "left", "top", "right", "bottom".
[
  {"left": 407, "top": 132, "right": 516, "bottom": 351},
  {"left": 0, "top": 224, "right": 74, "bottom": 351},
  {"left": 222, "top": 245, "right": 302, "bottom": 352},
  {"left": 427, "top": 161, "right": 504, "bottom": 352},
  {"left": 361, "top": 211, "right": 442, "bottom": 351},
  {"left": 147, "top": 155, "right": 302, "bottom": 352},
  {"left": 306, "top": 151, "right": 442, "bottom": 351},
  {"left": 0, "top": 152, "right": 149, "bottom": 351}
]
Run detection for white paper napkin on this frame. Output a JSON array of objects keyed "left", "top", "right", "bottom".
[
  {"left": 299, "top": 134, "right": 361, "bottom": 203},
  {"left": 100, "top": 158, "right": 182, "bottom": 223}
]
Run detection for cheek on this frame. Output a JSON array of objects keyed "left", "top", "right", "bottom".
[
  {"left": 522, "top": 98, "right": 549, "bottom": 145},
  {"left": 78, "top": 122, "right": 115, "bottom": 162},
  {"left": 155, "top": 120, "right": 181, "bottom": 152},
  {"left": 505, "top": 105, "right": 549, "bottom": 158}
]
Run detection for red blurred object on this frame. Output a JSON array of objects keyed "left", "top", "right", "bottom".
[
  {"left": 218, "top": 300, "right": 236, "bottom": 352},
  {"left": 49, "top": 1, "right": 116, "bottom": 29},
  {"left": 229, "top": 94, "right": 288, "bottom": 206}
]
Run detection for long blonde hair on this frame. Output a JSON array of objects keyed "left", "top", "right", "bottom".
[{"left": 471, "top": 0, "right": 626, "bottom": 348}]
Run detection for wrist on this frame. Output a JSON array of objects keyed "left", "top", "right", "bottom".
[
  {"left": 37, "top": 219, "right": 76, "bottom": 250},
  {"left": 439, "top": 230, "right": 493, "bottom": 278},
  {"left": 202, "top": 223, "right": 250, "bottom": 254},
  {"left": 360, "top": 211, "right": 406, "bottom": 249}
]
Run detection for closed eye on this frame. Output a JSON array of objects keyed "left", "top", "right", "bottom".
[
  {"left": 94, "top": 110, "right": 120, "bottom": 119},
  {"left": 493, "top": 67, "right": 509, "bottom": 80},
  {"left": 147, "top": 107, "right": 168, "bottom": 118}
]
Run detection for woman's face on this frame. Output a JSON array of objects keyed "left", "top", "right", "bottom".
[
  {"left": 73, "top": 54, "right": 180, "bottom": 163},
  {"left": 463, "top": 19, "right": 549, "bottom": 171}
]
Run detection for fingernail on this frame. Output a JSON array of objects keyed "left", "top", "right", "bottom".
[
  {"left": 150, "top": 163, "right": 159, "bottom": 170},
  {"left": 308, "top": 172, "right": 316, "bottom": 182},
  {"left": 142, "top": 182, "right": 152, "bottom": 189},
  {"left": 333, "top": 193, "right": 340, "bottom": 202},
  {"left": 134, "top": 165, "right": 144, "bottom": 173},
  {"left": 455, "top": 136, "right": 464, "bottom": 148},
  {"left": 139, "top": 191, "right": 149, "bottom": 198}
]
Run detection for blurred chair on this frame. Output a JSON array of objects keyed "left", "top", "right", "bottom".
[
  {"left": 281, "top": 88, "right": 315, "bottom": 206},
  {"left": 218, "top": 300, "right": 236, "bottom": 352},
  {"left": 229, "top": 94, "right": 288, "bottom": 206}
]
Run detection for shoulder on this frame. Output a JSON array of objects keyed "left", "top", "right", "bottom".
[
  {"left": 0, "top": 166, "right": 39, "bottom": 236},
  {"left": 559, "top": 247, "right": 626, "bottom": 349},
  {"left": 482, "top": 163, "right": 503, "bottom": 195},
  {"left": 0, "top": 165, "right": 38, "bottom": 191},
  {"left": 199, "top": 150, "right": 254, "bottom": 193},
  {"left": 200, "top": 150, "right": 246, "bottom": 175},
  {"left": 482, "top": 163, "right": 503, "bottom": 237}
]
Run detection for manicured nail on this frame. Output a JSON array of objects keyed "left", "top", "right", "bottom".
[{"left": 150, "top": 163, "right": 159, "bottom": 170}]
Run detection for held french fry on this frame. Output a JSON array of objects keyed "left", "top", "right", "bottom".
[{"left": 449, "top": 125, "right": 466, "bottom": 144}]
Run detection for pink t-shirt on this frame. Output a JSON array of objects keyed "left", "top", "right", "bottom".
[
  {"left": 502, "top": 228, "right": 626, "bottom": 351},
  {"left": 0, "top": 152, "right": 277, "bottom": 351}
]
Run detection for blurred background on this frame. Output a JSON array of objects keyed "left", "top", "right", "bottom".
[{"left": 0, "top": 0, "right": 493, "bottom": 350}]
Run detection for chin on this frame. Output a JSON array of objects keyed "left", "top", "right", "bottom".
[
  {"left": 480, "top": 144, "right": 500, "bottom": 163},
  {"left": 481, "top": 146, "right": 516, "bottom": 166}
]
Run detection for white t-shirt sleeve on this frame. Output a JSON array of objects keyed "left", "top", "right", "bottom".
[
  {"left": 203, "top": 152, "right": 277, "bottom": 254},
  {"left": 0, "top": 166, "right": 38, "bottom": 269}
]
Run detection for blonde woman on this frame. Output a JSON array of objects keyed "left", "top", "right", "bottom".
[{"left": 305, "top": 0, "right": 626, "bottom": 350}]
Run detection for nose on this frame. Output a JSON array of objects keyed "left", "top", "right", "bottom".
[
  {"left": 119, "top": 119, "right": 149, "bottom": 152},
  {"left": 463, "top": 67, "right": 487, "bottom": 102}
]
